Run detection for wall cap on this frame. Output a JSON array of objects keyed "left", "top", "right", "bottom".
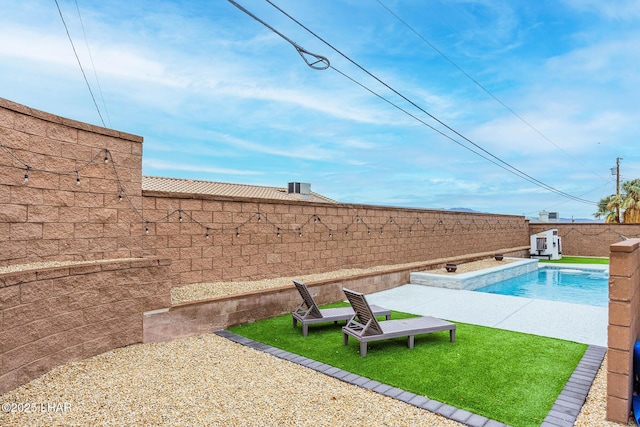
[{"left": 611, "top": 238, "right": 640, "bottom": 253}]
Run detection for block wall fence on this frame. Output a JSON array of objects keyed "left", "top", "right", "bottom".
[
  {"left": 2, "top": 98, "right": 640, "bottom": 422},
  {"left": 607, "top": 238, "right": 640, "bottom": 423}
]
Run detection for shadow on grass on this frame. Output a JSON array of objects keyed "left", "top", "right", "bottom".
[{"left": 229, "top": 304, "right": 587, "bottom": 427}]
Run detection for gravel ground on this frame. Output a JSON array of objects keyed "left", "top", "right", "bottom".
[
  {"left": 0, "top": 334, "right": 466, "bottom": 427},
  {"left": 171, "top": 258, "right": 512, "bottom": 304},
  {"left": 1, "top": 257, "right": 626, "bottom": 426}
]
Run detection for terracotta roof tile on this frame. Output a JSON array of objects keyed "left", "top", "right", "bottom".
[{"left": 141, "top": 176, "right": 336, "bottom": 203}]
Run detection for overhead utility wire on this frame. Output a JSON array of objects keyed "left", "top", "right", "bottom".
[
  {"left": 75, "top": 0, "right": 112, "bottom": 128},
  {"left": 232, "top": 0, "right": 594, "bottom": 206},
  {"left": 227, "top": 1, "right": 516, "bottom": 175},
  {"left": 226, "top": 2, "right": 512, "bottom": 174},
  {"left": 375, "top": 0, "right": 609, "bottom": 184},
  {"left": 54, "top": 0, "right": 106, "bottom": 127},
  {"left": 330, "top": 66, "right": 539, "bottom": 179},
  {"left": 228, "top": 0, "right": 329, "bottom": 70},
  {"left": 259, "top": 0, "right": 596, "bottom": 206}
]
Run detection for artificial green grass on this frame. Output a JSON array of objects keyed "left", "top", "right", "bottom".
[
  {"left": 539, "top": 256, "right": 609, "bottom": 264},
  {"left": 229, "top": 304, "right": 587, "bottom": 427}
]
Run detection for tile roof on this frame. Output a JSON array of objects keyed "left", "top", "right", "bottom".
[{"left": 142, "top": 176, "right": 337, "bottom": 203}]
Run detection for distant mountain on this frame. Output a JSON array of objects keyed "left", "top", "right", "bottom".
[
  {"left": 448, "top": 207, "right": 483, "bottom": 213},
  {"left": 559, "top": 217, "right": 603, "bottom": 223}
]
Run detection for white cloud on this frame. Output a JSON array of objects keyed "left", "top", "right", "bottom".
[{"left": 142, "top": 159, "right": 261, "bottom": 176}]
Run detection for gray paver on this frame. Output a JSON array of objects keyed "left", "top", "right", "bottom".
[
  {"left": 216, "top": 281, "right": 607, "bottom": 427},
  {"left": 407, "top": 395, "right": 429, "bottom": 407},
  {"left": 382, "top": 387, "right": 404, "bottom": 398},
  {"left": 421, "top": 399, "right": 443, "bottom": 412},
  {"left": 342, "top": 373, "right": 360, "bottom": 383},
  {"left": 350, "top": 376, "right": 371, "bottom": 387},
  {"left": 436, "top": 404, "right": 457, "bottom": 417},
  {"left": 465, "top": 413, "right": 490, "bottom": 427},
  {"left": 450, "top": 409, "right": 473, "bottom": 423},
  {"left": 372, "top": 383, "right": 392, "bottom": 393},
  {"left": 361, "top": 379, "right": 381, "bottom": 390},
  {"left": 396, "top": 391, "right": 416, "bottom": 403}
]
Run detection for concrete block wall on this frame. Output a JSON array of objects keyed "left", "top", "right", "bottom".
[
  {"left": 143, "top": 262, "right": 424, "bottom": 343},
  {"left": 142, "top": 246, "right": 530, "bottom": 343},
  {"left": 142, "top": 191, "right": 531, "bottom": 284},
  {"left": 0, "top": 97, "right": 144, "bottom": 266},
  {"left": 0, "top": 257, "right": 175, "bottom": 394},
  {"left": 529, "top": 223, "right": 636, "bottom": 257},
  {"left": 607, "top": 238, "right": 640, "bottom": 423}
]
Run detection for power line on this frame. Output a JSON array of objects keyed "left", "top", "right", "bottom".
[
  {"left": 75, "top": 0, "right": 112, "bottom": 128},
  {"left": 374, "top": 0, "right": 609, "bottom": 183},
  {"left": 54, "top": 0, "right": 106, "bottom": 127},
  {"left": 255, "top": 0, "right": 596, "bottom": 206}
]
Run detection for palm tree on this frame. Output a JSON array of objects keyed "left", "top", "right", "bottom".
[
  {"left": 621, "top": 179, "right": 640, "bottom": 223},
  {"left": 594, "top": 194, "right": 621, "bottom": 223},
  {"left": 594, "top": 179, "right": 640, "bottom": 223}
]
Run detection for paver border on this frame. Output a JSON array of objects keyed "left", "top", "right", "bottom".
[{"left": 215, "top": 330, "right": 605, "bottom": 427}]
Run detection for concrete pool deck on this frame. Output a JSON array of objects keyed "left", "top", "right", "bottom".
[{"left": 365, "top": 284, "right": 608, "bottom": 347}]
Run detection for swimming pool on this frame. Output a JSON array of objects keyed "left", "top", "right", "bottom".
[{"left": 475, "top": 266, "right": 609, "bottom": 307}]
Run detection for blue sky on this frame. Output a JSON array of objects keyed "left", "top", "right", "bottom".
[{"left": 1, "top": 0, "right": 639, "bottom": 219}]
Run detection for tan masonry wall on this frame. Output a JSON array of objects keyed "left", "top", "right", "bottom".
[
  {"left": 141, "top": 191, "right": 531, "bottom": 284},
  {"left": 607, "top": 238, "right": 640, "bottom": 423},
  {"left": 529, "top": 223, "right": 639, "bottom": 257},
  {"left": 143, "top": 247, "right": 530, "bottom": 343},
  {"left": 0, "top": 97, "right": 144, "bottom": 267},
  {"left": 0, "top": 257, "right": 176, "bottom": 394}
]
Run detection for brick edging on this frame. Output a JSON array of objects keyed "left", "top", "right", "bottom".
[{"left": 216, "top": 330, "right": 605, "bottom": 427}]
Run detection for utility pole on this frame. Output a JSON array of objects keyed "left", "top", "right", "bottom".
[{"left": 615, "top": 157, "right": 623, "bottom": 222}]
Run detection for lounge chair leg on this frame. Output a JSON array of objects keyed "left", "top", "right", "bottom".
[
  {"left": 302, "top": 325, "right": 308, "bottom": 337},
  {"left": 292, "top": 318, "right": 297, "bottom": 328},
  {"left": 408, "top": 335, "right": 415, "bottom": 349},
  {"left": 360, "top": 342, "right": 367, "bottom": 357},
  {"left": 450, "top": 329, "right": 456, "bottom": 342},
  {"left": 343, "top": 333, "right": 348, "bottom": 346}
]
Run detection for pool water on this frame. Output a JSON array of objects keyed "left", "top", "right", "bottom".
[{"left": 475, "top": 267, "right": 609, "bottom": 307}]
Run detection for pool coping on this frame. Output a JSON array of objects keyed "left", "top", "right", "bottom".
[
  {"left": 215, "top": 330, "right": 606, "bottom": 427},
  {"left": 410, "top": 258, "right": 540, "bottom": 291},
  {"left": 409, "top": 259, "right": 609, "bottom": 294}
]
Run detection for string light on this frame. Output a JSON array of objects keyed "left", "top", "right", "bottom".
[{"left": 0, "top": 142, "right": 516, "bottom": 241}]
